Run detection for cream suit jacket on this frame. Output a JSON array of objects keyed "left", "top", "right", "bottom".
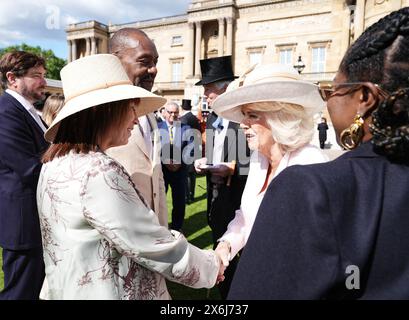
[{"left": 106, "top": 113, "right": 168, "bottom": 227}]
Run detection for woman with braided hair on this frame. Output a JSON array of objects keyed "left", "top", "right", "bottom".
[{"left": 228, "top": 7, "right": 409, "bottom": 299}]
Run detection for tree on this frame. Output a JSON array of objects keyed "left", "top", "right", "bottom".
[{"left": 0, "top": 43, "right": 66, "bottom": 80}]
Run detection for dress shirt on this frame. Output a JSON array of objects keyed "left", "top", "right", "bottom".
[
  {"left": 212, "top": 118, "right": 229, "bottom": 165},
  {"left": 165, "top": 121, "right": 182, "bottom": 148}
]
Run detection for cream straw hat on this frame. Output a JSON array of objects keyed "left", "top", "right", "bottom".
[
  {"left": 212, "top": 63, "right": 325, "bottom": 123},
  {"left": 45, "top": 54, "right": 166, "bottom": 142}
]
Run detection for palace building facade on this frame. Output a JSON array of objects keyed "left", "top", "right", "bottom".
[{"left": 66, "top": 0, "right": 408, "bottom": 110}]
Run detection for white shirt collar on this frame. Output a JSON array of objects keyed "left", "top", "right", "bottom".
[
  {"left": 6, "top": 89, "right": 47, "bottom": 132},
  {"left": 6, "top": 89, "right": 35, "bottom": 113}
]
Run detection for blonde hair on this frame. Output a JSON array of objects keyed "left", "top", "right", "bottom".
[
  {"left": 42, "top": 93, "right": 65, "bottom": 126},
  {"left": 243, "top": 101, "right": 314, "bottom": 152}
]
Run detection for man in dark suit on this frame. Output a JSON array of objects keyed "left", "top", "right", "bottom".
[
  {"left": 179, "top": 99, "right": 201, "bottom": 204},
  {"left": 158, "top": 101, "right": 192, "bottom": 231},
  {"left": 194, "top": 56, "right": 249, "bottom": 299},
  {"left": 0, "top": 51, "right": 49, "bottom": 299}
]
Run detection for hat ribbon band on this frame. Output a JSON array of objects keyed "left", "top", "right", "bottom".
[{"left": 64, "top": 80, "right": 132, "bottom": 103}]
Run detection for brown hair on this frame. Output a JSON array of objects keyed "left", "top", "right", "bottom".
[
  {"left": 42, "top": 99, "right": 137, "bottom": 163},
  {"left": 42, "top": 93, "right": 65, "bottom": 126},
  {"left": 0, "top": 51, "right": 46, "bottom": 90}
]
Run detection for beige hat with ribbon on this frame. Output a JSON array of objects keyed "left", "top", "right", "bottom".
[
  {"left": 212, "top": 63, "right": 325, "bottom": 123},
  {"left": 45, "top": 54, "right": 166, "bottom": 142}
]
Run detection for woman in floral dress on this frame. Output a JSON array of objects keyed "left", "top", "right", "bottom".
[{"left": 37, "top": 54, "right": 223, "bottom": 300}]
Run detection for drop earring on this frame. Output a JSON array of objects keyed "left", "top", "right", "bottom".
[{"left": 340, "top": 113, "right": 364, "bottom": 150}]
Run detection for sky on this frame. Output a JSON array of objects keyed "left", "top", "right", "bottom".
[{"left": 0, "top": 0, "right": 192, "bottom": 59}]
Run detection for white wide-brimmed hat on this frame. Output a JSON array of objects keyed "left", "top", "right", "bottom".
[
  {"left": 45, "top": 54, "right": 166, "bottom": 142},
  {"left": 211, "top": 63, "right": 325, "bottom": 123}
]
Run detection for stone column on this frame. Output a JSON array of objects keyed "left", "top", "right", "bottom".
[
  {"left": 71, "top": 40, "right": 77, "bottom": 61},
  {"left": 86, "top": 37, "right": 91, "bottom": 56},
  {"left": 342, "top": 5, "right": 352, "bottom": 53},
  {"left": 195, "top": 21, "right": 202, "bottom": 77},
  {"left": 218, "top": 17, "right": 225, "bottom": 57},
  {"left": 67, "top": 40, "right": 72, "bottom": 62},
  {"left": 354, "top": 0, "right": 365, "bottom": 40},
  {"left": 91, "top": 37, "right": 97, "bottom": 54},
  {"left": 226, "top": 17, "right": 233, "bottom": 56},
  {"left": 187, "top": 22, "right": 195, "bottom": 77}
]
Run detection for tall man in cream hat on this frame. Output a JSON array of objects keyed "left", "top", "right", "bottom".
[
  {"left": 106, "top": 28, "right": 168, "bottom": 227},
  {"left": 194, "top": 56, "right": 250, "bottom": 299}
]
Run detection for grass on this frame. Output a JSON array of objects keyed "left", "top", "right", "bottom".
[
  {"left": 0, "top": 176, "right": 220, "bottom": 300},
  {"left": 0, "top": 248, "right": 2, "bottom": 291},
  {"left": 165, "top": 176, "right": 220, "bottom": 300}
]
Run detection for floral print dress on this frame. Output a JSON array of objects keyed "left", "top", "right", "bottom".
[{"left": 37, "top": 150, "right": 219, "bottom": 300}]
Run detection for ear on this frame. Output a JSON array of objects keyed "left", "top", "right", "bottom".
[
  {"left": 357, "top": 83, "right": 379, "bottom": 118},
  {"left": 5, "top": 71, "right": 17, "bottom": 87}
]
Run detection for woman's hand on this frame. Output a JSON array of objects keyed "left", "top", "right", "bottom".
[{"left": 216, "top": 241, "right": 231, "bottom": 267}]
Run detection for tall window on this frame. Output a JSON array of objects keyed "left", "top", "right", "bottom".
[
  {"left": 279, "top": 49, "right": 292, "bottom": 65},
  {"left": 249, "top": 51, "right": 262, "bottom": 66},
  {"left": 172, "top": 61, "right": 182, "bottom": 82},
  {"left": 312, "top": 47, "right": 326, "bottom": 72}
]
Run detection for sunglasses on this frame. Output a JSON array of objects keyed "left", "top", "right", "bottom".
[{"left": 318, "top": 82, "right": 389, "bottom": 101}]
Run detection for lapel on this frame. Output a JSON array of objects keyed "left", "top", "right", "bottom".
[
  {"left": 5, "top": 92, "right": 45, "bottom": 137},
  {"left": 206, "top": 112, "right": 218, "bottom": 130},
  {"left": 205, "top": 112, "right": 218, "bottom": 163},
  {"left": 135, "top": 122, "right": 150, "bottom": 160},
  {"left": 134, "top": 113, "right": 159, "bottom": 161},
  {"left": 147, "top": 113, "right": 161, "bottom": 166},
  {"left": 159, "top": 121, "right": 170, "bottom": 144}
]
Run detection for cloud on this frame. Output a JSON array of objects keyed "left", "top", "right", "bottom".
[{"left": 0, "top": 0, "right": 191, "bottom": 57}]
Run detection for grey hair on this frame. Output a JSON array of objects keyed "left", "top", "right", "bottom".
[
  {"left": 165, "top": 101, "right": 180, "bottom": 109},
  {"left": 243, "top": 101, "right": 314, "bottom": 152}
]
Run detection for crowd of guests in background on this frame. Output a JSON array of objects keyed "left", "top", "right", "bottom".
[{"left": 1, "top": 7, "right": 409, "bottom": 300}]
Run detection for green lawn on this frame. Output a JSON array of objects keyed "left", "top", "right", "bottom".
[
  {"left": 0, "top": 248, "right": 2, "bottom": 291},
  {"left": 0, "top": 176, "right": 220, "bottom": 299},
  {"left": 165, "top": 176, "right": 220, "bottom": 300}
]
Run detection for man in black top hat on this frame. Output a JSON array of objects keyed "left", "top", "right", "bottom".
[
  {"left": 194, "top": 56, "right": 249, "bottom": 299},
  {"left": 179, "top": 99, "right": 201, "bottom": 204}
]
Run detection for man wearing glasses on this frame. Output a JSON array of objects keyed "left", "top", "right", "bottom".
[{"left": 158, "top": 101, "right": 191, "bottom": 232}]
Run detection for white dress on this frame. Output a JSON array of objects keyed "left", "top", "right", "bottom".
[
  {"left": 37, "top": 150, "right": 219, "bottom": 300},
  {"left": 219, "top": 144, "right": 329, "bottom": 258}
]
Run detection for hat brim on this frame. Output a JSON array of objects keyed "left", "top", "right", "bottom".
[
  {"left": 195, "top": 75, "right": 238, "bottom": 86},
  {"left": 45, "top": 84, "right": 166, "bottom": 142},
  {"left": 212, "top": 81, "right": 325, "bottom": 123}
]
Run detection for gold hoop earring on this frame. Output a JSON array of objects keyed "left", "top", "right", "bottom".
[{"left": 340, "top": 114, "right": 364, "bottom": 150}]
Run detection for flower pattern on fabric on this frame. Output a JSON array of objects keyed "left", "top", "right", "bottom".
[{"left": 37, "top": 150, "right": 219, "bottom": 299}]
